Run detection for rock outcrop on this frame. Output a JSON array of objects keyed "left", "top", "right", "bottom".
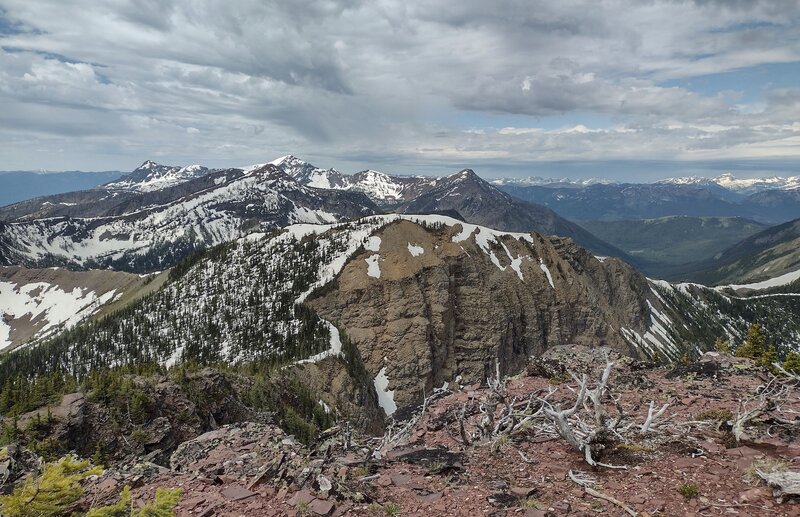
[{"left": 308, "top": 219, "right": 670, "bottom": 414}]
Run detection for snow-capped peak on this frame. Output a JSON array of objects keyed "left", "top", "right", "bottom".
[
  {"left": 349, "top": 169, "right": 405, "bottom": 200},
  {"left": 269, "top": 155, "right": 346, "bottom": 190},
  {"left": 137, "top": 159, "right": 163, "bottom": 170},
  {"left": 107, "top": 161, "right": 211, "bottom": 192},
  {"left": 658, "top": 176, "right": 710, "bottom": 186},
  {"left": 269, "top": 154, "right": 305, "bottom": 167}
]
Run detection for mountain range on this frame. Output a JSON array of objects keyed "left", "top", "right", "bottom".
[
  {"left": 0, "top": 156, "right": 630, "bottom": 272},
  {"left": 499, "top": 181, "right": 800, "bottom": 224},
  {"left": 1, "top": 156, "right": 800, "bottom": 517},
  {"left": 493, "top": 172, "right": 800, "bottom": 194}
]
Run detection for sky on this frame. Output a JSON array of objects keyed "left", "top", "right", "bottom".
[{"left": 1, "top": 0, "right": 799, "bottom": 181}]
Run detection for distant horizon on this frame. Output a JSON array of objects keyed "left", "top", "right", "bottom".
[{"left": 1, "top": 156, "right": 798, "bottom": 184}]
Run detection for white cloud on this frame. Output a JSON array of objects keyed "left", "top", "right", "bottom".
[{"left": 0, "top": 0, "right": 798, "bottom": 173}]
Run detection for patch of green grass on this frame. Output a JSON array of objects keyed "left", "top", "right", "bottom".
[{"left": 678, "top": 482, "right": 699, "bottom": 499}]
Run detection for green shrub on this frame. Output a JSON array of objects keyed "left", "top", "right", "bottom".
[
  {"left": 0, "top": 456, "right": 101, "bottom": 517},
  {"left": 87, "top": 485, "right": 182, "bottom": 517},
  {"left": 783, "top": 351, "right": 800, "bottom": 374},
  {"left": 736, "top": 324, "right": 767, "bottom": 359},
  {"left": 678, "top": 482, "right": 699, "bottom": 499}
]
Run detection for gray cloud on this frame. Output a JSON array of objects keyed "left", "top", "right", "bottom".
[{"left": 0, "top": 0, "right": 798, "bottom": 176}]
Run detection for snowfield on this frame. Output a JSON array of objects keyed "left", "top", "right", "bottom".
[{"left": 0, "top": 280, "right": 116, "bottom": 350}]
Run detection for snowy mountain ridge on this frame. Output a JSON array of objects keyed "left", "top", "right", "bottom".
[
  {"left": 0, "top": 164, "right": 375, "bottom": 272},
  {"left": 106, "top": 160, "right": 211, "bottom": 192},
  {"left": 491, "top": 177, "right": 614, "bottom": 187},
  {"left": 658, "top": 172, "right": 800, "bottom": 194}
]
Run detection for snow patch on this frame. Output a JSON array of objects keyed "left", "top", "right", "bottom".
[
  {"left": 365, "top": 236, "right": 381, "bottom": 252},
  {"left": 720, "top": 268, "right": 800, "bottom": 291},
  {"left": 366, "top": 254, "right": 381, "bottom": 278},
  {"left": 0, "top": 281, "right": 117, "bottom": 350},
  {"left": 373, "top": 367, "right": 397, "bottom": 417},
  {"left": 539, "top": 259, "right": 555, "bottom": 288},
  {"left": 296, "top": 322, "right": 344, "bottom": 364},
  {"left": 407, "top": 243, "right": 424, "bottom": 257}
]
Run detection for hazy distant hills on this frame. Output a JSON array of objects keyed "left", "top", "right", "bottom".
[
  {"left": 0, "top": 170, "right": 123, "bottom": 207},
  {"left": 497, "top": 174, "right": 800, "bottom": 224}
]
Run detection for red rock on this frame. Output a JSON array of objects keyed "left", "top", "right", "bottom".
[
  {"left": 180, "top": 495, "right": 207, "bottom": 510},
  {"left": 246, "top": 500, "right": 264, "bottom": 511},
  {"left": 524, "top": 511, "right": 547, "bottom": 517},
  {"left": 221, "top": 484, "right": 256, "bottom": 501},
  {"left": 723, "top": 446, "right": 762, "bottom": 459},
  {"left": 288, "top": 489, "right": 315, "bottom": 506},
  {"left": 629, "top": 494, "right": 647, "bottom": 505},
  {"left": 96, "top": 478, "right": 119, "bottom": 492},
  {"left": 414, "top": 491, "right": 443, "bottom": 503},
  {"left": 739, "top": 487, "right": 767, "bottom": 503},
  {"left": 389, "top": 473, "right": 410, "bottom": 487},
  {"left": 309, "top": 498, "right": 335, "bottom": 515},
  {"left": 510, "top": 486, "right": 537, "bottom": 497},
  {"left": 674, "top": 457, "right": 705, "bottom": 470}
]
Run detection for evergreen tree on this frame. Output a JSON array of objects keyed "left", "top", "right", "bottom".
[
  {"left": 783, "top": 351, "right": 800, "bottom": 374},
  {"left": 736, "top": 323, "right": 768, "bottom": 359},
  {"left": 0, "top": 456, "right": 101, "bottom": 517}
]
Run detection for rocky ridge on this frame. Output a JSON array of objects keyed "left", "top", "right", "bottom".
[{"left": 60, "top": 349, "right": 800, "bottom": 516}]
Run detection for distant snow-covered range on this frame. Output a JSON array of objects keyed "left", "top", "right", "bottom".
[
  {"left": 492, "top": 172, "right": 800, "bottom": 194},
  {"left": 658, "top": 173, "right": 800, "bottom": 194},
  {"left": 490, "top": 177, "right": 614, "bottom": 187}
]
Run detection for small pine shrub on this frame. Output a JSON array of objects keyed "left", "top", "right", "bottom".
[
  {"left": 0, "top": 456, "right": 101, "bottom": 517},
  {"left": 383, "top": 503, "right": 401, "bottom": 516},
  {"left": 783, "top": 351, "right": 800, "bottom": 374},
  {"left": 735, "top": 324, "right": 767, "bottom": 359},
  {"left": 133, "top": 487, "right": 182, "bottom": 517},
  {"left": 714, "top": 337, "right": 731, "bottom": 353},
  {"left": 86, "top": 486, "right": 132, "bottom": 517},
  {"left": 86, "top": 486, "right": 181, "bottom": 517}
]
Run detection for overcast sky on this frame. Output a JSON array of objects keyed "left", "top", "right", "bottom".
[{"left": 1, "top": 0, "right": 799, "bottom": 180}]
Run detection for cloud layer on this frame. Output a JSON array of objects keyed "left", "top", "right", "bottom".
[{"left": 0, "top": 0, "right": 799, "bottom": 177}]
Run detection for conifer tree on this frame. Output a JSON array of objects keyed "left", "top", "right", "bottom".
[
  {"left": 0, "top": 456, "right": 101, "bottom": 517},
  {"left": 736, "top": 323, "right": 768, "bottom": 359}
]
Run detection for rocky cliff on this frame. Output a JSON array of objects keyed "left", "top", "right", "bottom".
[{"left": 307, "top": 218, "right": 674, "bottom": 414}]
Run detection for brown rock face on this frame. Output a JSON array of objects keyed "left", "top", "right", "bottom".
[{"left": 307, "top": 220, "right": 658, "bottom": 414}]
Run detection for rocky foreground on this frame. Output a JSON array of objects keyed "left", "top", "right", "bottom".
[{"left": 15, "top": 346, "right": 792, "bottom": 516}]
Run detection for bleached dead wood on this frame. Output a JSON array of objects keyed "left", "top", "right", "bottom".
[
  {"left": 640, "top": 401, "right": 669, "bottom": 432},
  {"left": 539, "top": 360, "right": 627, "bottom": 469},
  {"left": 757, "top": 469, "right": 800, "bottom": 502},
  {"left": 568, "top": 470, "right": 637, "bottom": 516},
  {"left": 733, "top": 378, "right": 788, "bottom": 443}
]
